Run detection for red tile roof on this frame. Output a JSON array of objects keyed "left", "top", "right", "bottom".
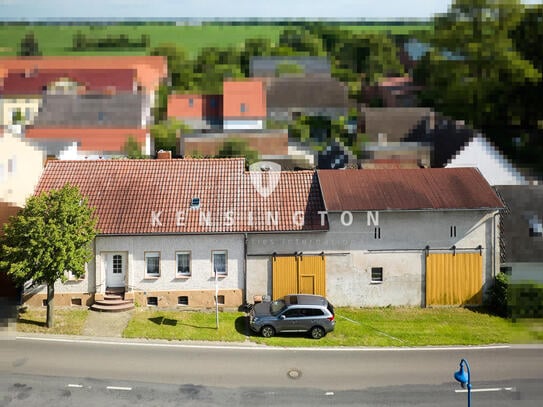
[
  {"left": 35, "top": 159, "right": 327, "bottom": 235},
  {"left": 25, "top": 128, "right": 147, "bottom": 153},
  {"left": 1, "top": 69, "right": 136, "bottom": 95},
  {"left": 318, "top": 168, "right": 504, "bottom": 211},
  {"left": 0, "top": 56, "right": 167, "bottom": 92},
  {"left": 167, "top": 94, "right": 222, "bottom": 120},
  {"left": 223, "top": 79, "right": 266, "bottom": 119}
]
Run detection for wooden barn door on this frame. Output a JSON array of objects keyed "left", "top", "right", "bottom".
[
  {"left": 272, "top": 255, "right": 326, "bottom": 299},
  {"left": 426, "top": 253, "right": 482, "bottom": 306}
]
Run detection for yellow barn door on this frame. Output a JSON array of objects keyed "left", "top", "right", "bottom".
[
  {"left": 426, "top": 253, "right": 482, "bottom": 306},
  {"left": 272, "top": 255, "right": 326, "bottom": 299}
]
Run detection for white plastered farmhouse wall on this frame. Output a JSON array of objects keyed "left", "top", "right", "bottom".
[
  {"left": 93, "top": 234, "right": 245, "bottom": 294},
  {"left": 247, "top": 210, "right": 499, "bottom": 307}
]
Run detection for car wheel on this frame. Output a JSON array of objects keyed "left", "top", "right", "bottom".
[
  {"left": 310, "top": 326, "right": 325, "bottom": 339},
  {"left": 261, "top": 325, "right": 275, "bottom": 338}
]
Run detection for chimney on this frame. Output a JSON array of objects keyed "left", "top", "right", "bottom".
[{"left": 157, "top": 150, "right": 172, "bottom": 160}]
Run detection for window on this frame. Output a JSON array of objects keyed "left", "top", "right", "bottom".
[
  {"left": 300, "top": 308, "right": 324, "bottom": 317},
  {"left": 145, "top": 252, "right": 160, "bottom": 277},
  {"left": 450, "top": 225, "right": 457, "bottom": 238},
  {"left": 190, "top": 197, "right": 200, "bottom": 209},
  {"left": 283, "top": 309, "right": 302, "bottom": 318},
  {"left": 371, "top": 267, "right": 383, "bottom": 283},
  {"left": 71, "top": 298, "right": 82, "bottom": 306},
  {"left": 212, "top": 250, "right": 227, "bottom": 275},
  {"left": 178, "top": 296, "right": 189, "bottom": 306},
  {"left": 374, "top": 227, "right": 381, "bottom": 239},
  {"left": 240, "top": 103, "right": 246, "bottom": 113},
  {"left": 188, "top": 98, "right": 194, "bottom": 108},
  {"left": 147, "top": 296, "right": 158, "bottom": 306},
  {"left": 216, "top": 295, "right": 225, "bottom": 305},
  {"left": 176, "top": 252, "right": 191, "bottom": 277},
  {"left": 7, "top": 157, "right": 16, "bottom": 174},
  {"left": 112, "top": 254, "right": 122, "bottom": 274},
  {"left": 210, "top": 98, "right": 217, "bottom": 108},
  {"left": 529, "top": 215, "right": 543, "bottom": 237}
]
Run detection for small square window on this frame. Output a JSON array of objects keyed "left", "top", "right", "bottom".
[
  {"left": 147, "top": 296, "right": 158, "bottom": 306},
  {"left": 190, "top": 197, "right": 200, "bottom": 209},
  {"left": 71, "top": 298, "right": 82, "bottom": 306},
  {"left": 176, "top": 252, "right": 191, "bottom": 277},
  {"left": 42, "top": 299, "right": 47, "bottom": 307},
  {"left": 216, "top": 295, "right": 225, "bottom": 305},
  {"left": 212, "top": 251, "right": 227, "bottom": 276},
  {"left": 178, "top": 296, "right": 189, "bottom": 306},
  {"left": 145, "top": 252, "right": 160, "bottom": 277},
  {"left": 371, "top": 267, "right": 383, "bottom": 283}
]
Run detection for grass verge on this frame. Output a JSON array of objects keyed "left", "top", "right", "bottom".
[
  {"left": 16, "top": 307, "right": 89, "bottom": 335},
  {"left": 123, "top": 309, "right": 247, "bottom": 342}
]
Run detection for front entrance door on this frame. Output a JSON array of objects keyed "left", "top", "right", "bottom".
[{"left": 105, "top": 253, "right": 126, "bottom": 288}]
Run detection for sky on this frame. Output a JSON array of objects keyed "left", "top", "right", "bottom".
[{"left": 0, "top": 0, "right": 540, "bottom": 21}]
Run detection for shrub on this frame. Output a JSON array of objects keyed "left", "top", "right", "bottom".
[
  {"left": 486, "top": 272, "right": 510, "bottom": 317},
  {"left": 509, "top": 281, "right": 543, "bottom": 321}
]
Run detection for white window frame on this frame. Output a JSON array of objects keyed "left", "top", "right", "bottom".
[
  {"left": 212, "top": 250, "right": 228, "bottom": 276},
  {"left": 176, "top": 251, "right": 191, "bottom": 278},
  {"left": 145, "top": 251, "right": 161, "bottom": 278}
]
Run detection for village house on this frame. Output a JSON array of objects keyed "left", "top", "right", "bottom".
[{"left": 25, "top": 157, "right": 503, "bottom": 310}]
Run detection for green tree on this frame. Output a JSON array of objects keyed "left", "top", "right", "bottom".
[
  {"left": 414, "top": 0, "right": 541, "bottom": 129},
  {"left": 278, "top": 27, "right": 325, "bottom": 56},
  {"left": 217, "top": 139, "right": 259, "bottom": 166},
  {"left": 18, "top": 31, "right": 41, "bottom": 56},
  {"left": 151, "top": 119, "right": 190, "bottom": 154},
  {"left": 150, "top": 44, "right": 194, "bottom": 91},
  {"left": 123, "top": 135, "right": 145, "bottom": 159},
  {"left": 0, "top": 185, "right": 97, "bottom": 328}
]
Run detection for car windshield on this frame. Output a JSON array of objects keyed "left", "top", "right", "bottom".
[{"left": 270, "top": 299, "right": 286, "bottom": 315}]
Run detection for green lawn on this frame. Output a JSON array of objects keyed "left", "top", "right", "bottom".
[
  {"left": 16, "top": 307, "right": 89, "bottom": 335},
  {"left": 0, "top": 23, "right": 432, "bottom": 57},
  {"left": 123, "top": 309, "right": 247, "bottom": 342},
  {"left": 122, "top": 307, "right": 543, "bottom": 347}
]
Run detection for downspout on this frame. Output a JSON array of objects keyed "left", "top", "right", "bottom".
[{"left": 243, "top": 233, "right": 248, "bottom": 306}]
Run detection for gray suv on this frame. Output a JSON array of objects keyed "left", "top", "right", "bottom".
[{"left": 249, "top": 294, "right": 335, "bottom": 339}]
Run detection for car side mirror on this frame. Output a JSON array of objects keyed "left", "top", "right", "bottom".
[{"left": 280, "top": 315, "right": 286, "bottom": 320}]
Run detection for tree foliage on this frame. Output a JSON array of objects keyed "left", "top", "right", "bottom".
[
  {"left": 217, "top": 139, "right": 259, "bottom": 166},
  {"left": 0, "top": 185, "right": 97, "bottom": 328},
  {"left": 123, "top": 135, "right": 145, "bottom": 159},
  {"left": 414, "top": 0, "right": 541, "bottom": 129},
  {"left": 18, "top": 31, "right": 41, "bottom": 56},
  {"left": 151, "top": 119, "right": 190, "bottom": 154}
]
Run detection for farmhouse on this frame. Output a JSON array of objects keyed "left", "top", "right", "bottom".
[{"left": 25, "top": 158, "right": 503, "bottom": 310}]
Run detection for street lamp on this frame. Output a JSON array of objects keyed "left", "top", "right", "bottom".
[{"left": 454, "top": 358, "right": 472, "bottom": 407}]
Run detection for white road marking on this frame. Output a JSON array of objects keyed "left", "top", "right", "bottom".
[
  {"left": 455, "top": 387, "right": 515, "bottom": 393},
  {"left": 325, "top": 391, "right": 335, "bottom": 396},
  {"left": 106, "top": 386, "right": 132, "bottom": 391},
  {"left": 67, "top": 384, "right": 83, "bottom": 388},
  {"left": 16, "top": 336, "right": 511, "bottom": 352}
]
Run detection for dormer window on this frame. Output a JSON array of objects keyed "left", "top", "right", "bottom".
[{"left": 190, "top": 197, "right": 200, "bottom": 209}]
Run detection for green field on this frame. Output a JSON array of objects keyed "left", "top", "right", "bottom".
[{"left": 0, "top": 23, "right": 431, "bottom": 57}]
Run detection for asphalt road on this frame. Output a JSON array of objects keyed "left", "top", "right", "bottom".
[{"left": 1, "top": 336, "right": 543, "bottom": 406}]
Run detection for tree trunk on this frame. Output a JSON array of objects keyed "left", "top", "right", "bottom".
[{"left": 46, "top": 283, "right": 54, "bottom": 328}]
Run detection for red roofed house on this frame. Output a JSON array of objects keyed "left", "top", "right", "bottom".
[
  {"left": 27, "top": 158, "right": 326, "bottom": 309},
  {"left": 223, "top": 79, "right": 266, "bottom": 130},
  {"left": 25, "top": 158, "right": 503, "bottom": 310},
  {"left": 167, "top": 94, "right": 222, "bottom": 131}
]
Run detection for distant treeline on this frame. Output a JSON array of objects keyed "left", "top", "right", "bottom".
[{"left": 72, "top": 32, "right": 150, "bottom": 50}]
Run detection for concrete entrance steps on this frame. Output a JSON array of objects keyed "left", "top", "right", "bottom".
[{"left": 90, "top": 288, "right": 134, "bottom": 312}]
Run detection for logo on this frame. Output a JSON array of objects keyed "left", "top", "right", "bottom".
[{"left": 249, "top": 161, "right": 281, "bottom": 198}]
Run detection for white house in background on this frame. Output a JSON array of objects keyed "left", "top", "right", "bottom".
[{"left": 446, "top": 134, "right": 527, "bottom": 186}]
